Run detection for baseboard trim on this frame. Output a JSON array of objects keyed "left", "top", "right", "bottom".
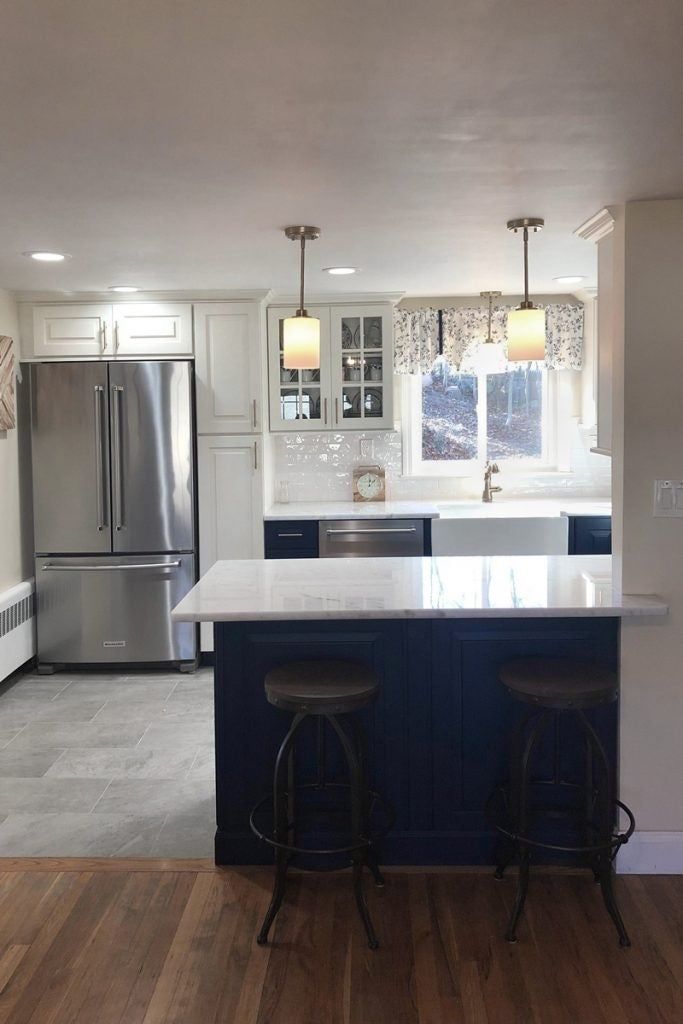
[{"left": 617, "top": 832, "right": 683, "bottom": 874}]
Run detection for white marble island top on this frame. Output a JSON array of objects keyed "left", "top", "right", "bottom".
[
  {"left": 264, "top": 500, "right": 440, "bottom": 520},
  {"left": 172, "top": 555, "right": 666, "bottom": 622}
]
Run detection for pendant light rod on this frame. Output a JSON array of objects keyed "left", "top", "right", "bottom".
[
  {"left": 507, "top": 217, "right": 544, "bottom": 309},
  {"left": 284, "top": 225, "right": 321, "bottom": 316},
  {"left": 480, "top": 290, "right": 502, "bottom": 342}
]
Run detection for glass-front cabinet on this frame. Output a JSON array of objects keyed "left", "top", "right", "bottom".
[{"left": 267, "top": 303, "right": 394, "bottom": 432}]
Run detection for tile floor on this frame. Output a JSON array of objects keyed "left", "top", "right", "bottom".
[{"left": 0, "top": 667, "right": 215, "bottom": 857}]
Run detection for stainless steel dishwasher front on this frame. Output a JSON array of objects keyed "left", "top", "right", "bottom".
[{"left": 318, "top": 518, "right": 425, "bottom": 557}]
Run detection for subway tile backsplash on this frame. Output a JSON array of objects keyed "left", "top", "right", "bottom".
[{"left": 272, "top": 422, "right": 610, "bottom": 503}]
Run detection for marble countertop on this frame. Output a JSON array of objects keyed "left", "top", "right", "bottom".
[
  {"left": 264, "top": 498, "right": 611, "bottom": 522},
  {"left": 172, "top": 554, "right": 665, "bottom": 622},
  {"left": 264, "top": 500, "right": 440, "bottom": 520}
]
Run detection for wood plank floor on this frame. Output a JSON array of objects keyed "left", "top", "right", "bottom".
[{"left": 0, "top": 861, "right": 680, "bottom": 1024}]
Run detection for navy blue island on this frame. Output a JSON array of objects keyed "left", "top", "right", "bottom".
[{"left": 171, "top": 554, "right": 666, "bottom": 866}]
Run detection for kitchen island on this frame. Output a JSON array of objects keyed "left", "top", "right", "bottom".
[{"left": 172, "top": 555, "right": 666, "bottom": 865}]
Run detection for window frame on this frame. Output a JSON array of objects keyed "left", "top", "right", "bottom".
[{"left": 402, "top": 365, "right": 561, "bottom": 477}]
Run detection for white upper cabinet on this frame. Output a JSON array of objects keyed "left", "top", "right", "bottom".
[
  {"left": 33, "top": 304, "right": 113, "bottom": 358},
  {"left": 267, "top": 303, "right": 394, "bottom": 431},
  {"left": 30, "top": 302, "right": 192, "bottom": 359},
  {"left": 329, "top": 305, "right": 394, "bottom": 430},
  {"left": 112, "top": 302, "right": 193, "bottom": 357},
  {"left": 267, "top": 305, "right": 332, "bottom": 432},
  {"left": 194, "top": 302, "right": 262, "bottom": 434}
]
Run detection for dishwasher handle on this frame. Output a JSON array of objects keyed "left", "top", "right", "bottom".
[{"left": 325, "top": 527, "right": 417, "bottom": 535}]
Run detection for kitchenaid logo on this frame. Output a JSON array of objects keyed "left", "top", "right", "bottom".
[{"left": 103, "top": 640, "right": 127, "bottom": 648}]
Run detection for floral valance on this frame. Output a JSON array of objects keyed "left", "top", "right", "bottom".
[{"left": 393, "top": 303, "right": 584, "bottom": 374}]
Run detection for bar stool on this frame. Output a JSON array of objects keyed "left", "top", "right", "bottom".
[
  {"left": 489, "top": 658, "right": 635, "bottom": 947},
  {"left": 250, "top": 659, "right": 392, "bottom": 949}
]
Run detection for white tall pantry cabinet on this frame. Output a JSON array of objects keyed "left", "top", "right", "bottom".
[{"left": 194, "top": 302, "right": 265, "bottom": 652}]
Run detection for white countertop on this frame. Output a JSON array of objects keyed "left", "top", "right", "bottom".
[
  {"left": 264, "top": 500, "right": 440, "bottom": 520},
  {"left": 264, "top": 498, "right": 611, "bottom": 521},
  {"left": 172, "top": 554, "right": 665, "bottom": 622}
]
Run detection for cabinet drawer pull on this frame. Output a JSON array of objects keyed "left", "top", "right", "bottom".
[
  {"left": 252, "top": 398, "right": 257, "bottom": 429},
  {"left": 253, "top": 442, "right": 258, "bottom": 471},
  {"left": 277, "top": 532, "right": 303, "bottom": 538}
]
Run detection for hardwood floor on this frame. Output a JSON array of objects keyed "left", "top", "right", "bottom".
[{"left": 0, "top": 862, "right": 680, "bottom": 1024}]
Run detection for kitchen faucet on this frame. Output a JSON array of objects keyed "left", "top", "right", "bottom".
[{"left": 482, "top": 461, "right": 502, "bottom": 503}]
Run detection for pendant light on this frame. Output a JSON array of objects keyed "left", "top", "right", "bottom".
[
  {"left": 506, "top": 217, "right": 546, "bottom": 361},
  {"left": 475, "top": 290, "right": 505, "bottom": 373},
  {"left": 282, "top": 225, "right": 321, "bottom": 370}
]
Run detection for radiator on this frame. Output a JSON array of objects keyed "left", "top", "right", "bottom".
[{"left": 0, "top": 580, "right": 35, "bottom": 682}]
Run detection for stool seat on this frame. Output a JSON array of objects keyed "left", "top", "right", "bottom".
[
  {"left": 265, "top": 660, "right": 379, "bottom": 714},
  {"left": 500, "top": 658, "right": 617, "bottom": 710}
]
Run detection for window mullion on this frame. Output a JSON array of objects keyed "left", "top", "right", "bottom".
[{"left": 476, "top": 371, "right": 487, "bottom": 463}]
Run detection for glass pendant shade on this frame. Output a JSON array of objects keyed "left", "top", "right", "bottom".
[
  {"left": 282, "top": 314, "right": 321, "bottom": 369},
  {"left": 475, "top": 341, "right": 507, "bottom": 374},
  {"left": 507, "top": 307, "right": 546, "bottom": 362}
]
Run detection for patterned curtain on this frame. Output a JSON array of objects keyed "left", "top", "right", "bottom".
[{"left": 393, "top": 303, "right": 583, "bottom": 374}]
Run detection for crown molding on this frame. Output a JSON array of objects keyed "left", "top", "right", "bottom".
[
  {"left": 574, "top": 208, "right": 616, "bottom": 243},
  {"left": 14, "top": 288, "right": 275, "bottom": 304},
  {"left": 269, "top": 291, "right": 405, "bottom": 307}
]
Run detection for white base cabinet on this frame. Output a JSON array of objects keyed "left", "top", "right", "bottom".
[{"left": 197, "top": 435, "right": 263, "bottom": 651}]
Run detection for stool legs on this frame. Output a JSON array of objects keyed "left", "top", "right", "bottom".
[
  {"left": 505, "top": 709, "right": 553, "bottom": 943},
  {"left": 328, "top": 715, "right": 380, "bottom": 949},
  {"left": 257, "top": 712, "right": 306, "bottom": 946},
  {"left": 577, "top": 711, "right": 631, "bottom": 948}
]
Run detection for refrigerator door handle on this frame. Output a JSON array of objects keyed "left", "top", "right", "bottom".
[
  {"left": 93, "top": 385, "right": 107, "bottom": 531},
  {"left": 111, "top": 385, "right": 125, "bottom": 531},
  {"left": 41, "top": 561, "right": 182, "bottom": 572}
]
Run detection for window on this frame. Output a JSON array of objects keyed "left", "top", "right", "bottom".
[{"left": 405, "top": 360, "right": 556, "bottom": 474}]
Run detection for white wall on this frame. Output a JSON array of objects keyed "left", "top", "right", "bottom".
[
  {"left": 616, "top": 200, "right": 683, "bottom": 836},
  {"left": 0, "top": 290, "right": 30, "bottom": 592}
]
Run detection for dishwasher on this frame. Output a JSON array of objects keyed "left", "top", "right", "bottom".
[{"left": 318, "top": 519, "right": 425, "bottom": 558}]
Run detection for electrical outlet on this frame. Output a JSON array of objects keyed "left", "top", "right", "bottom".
[
  {"left": 653, "top": 479, "right": 683, "bottom": 517},
  {"left": 359, "top": 438, "right": 374, "bottom": 459}
]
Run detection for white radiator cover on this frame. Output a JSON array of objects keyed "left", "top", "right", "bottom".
[{"left": 0, "top": 580, "right": 35, "bottom": 682}]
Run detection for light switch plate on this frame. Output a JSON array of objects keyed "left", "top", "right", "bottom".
[{"left": 653, "top": 479, "right": 683, "bottom": 517}]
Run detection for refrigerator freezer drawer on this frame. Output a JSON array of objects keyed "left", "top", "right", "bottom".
[{"left": 35, "top": 555, "right": 196, "bottom": 666}]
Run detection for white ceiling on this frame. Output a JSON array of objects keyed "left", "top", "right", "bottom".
[{"left": 1, "top": 0, "right": 682, "bottom": 297}]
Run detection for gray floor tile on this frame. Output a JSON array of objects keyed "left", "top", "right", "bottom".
[
  {"left": 0, "top": 697, "right": 107, "bottom": 724},
  {"left": 61, "top": 680, "right": 178, "bottom": 700},
  {"left": 0, "top": 813, "right": 165, "bottom": 857},
  {"left": 0, "top": 728, "right": 22, "bottom": 749},
  {"left": 152, "top": 820, "right": 215, "bottom": 858},
  {"left": 91, "top": 698, "right": 213, "bottom": 726},
  {"left": 0, "top": 748, "right": 66, "bottom": 778},
  {"left": 0, "top": 679, "right": 71, "bottom": 700},
  {"left": 168, "top": 675, "right": 214, "bottom": 700},
  {"left": 139, "top": 722, "right": 214, "bottom": 746},
  {"left": 6, "top": 721, "right": 147, "bottom": 749},
  {"left": 186, "top": 745, "right": 215, "bottom": 779},
  {"left": 93, "top": 778, "right": 214, "bottom": 818},
  {"left": 0, "top": 777, "right": 110, "bottom": 815},
  {"left": 45, "top": 745, "right": 201, "bottom": 780}
]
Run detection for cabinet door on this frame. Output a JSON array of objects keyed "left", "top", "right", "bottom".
[
  {"left": 267, "top": 306, "right": 332, "bottom": 432},
  {"left": 330, "top": 305, "right": 394, "bottom": 429},
  {"left": 113, "top": 302, "right": 193, "bottom": 356},
  {"left": 33, "top": 304, "right": 113, "bottom": 358},
  {"left": 197, "top": 435, "right": 263, "bottom": 650},
  {"left": 194, "top": 303, "right": 261, "bottom": 434},
  {"left": 569, "top": 516, "right": 612, "bottom": 555}
]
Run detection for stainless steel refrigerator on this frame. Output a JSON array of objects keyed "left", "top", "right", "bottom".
[{"left": 30, "top": 360, "right": 197, "bottom": 671}]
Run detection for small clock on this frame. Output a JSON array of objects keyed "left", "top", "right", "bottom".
[{"left": 353, "top": 464, "right": 386, "bottom": 502}]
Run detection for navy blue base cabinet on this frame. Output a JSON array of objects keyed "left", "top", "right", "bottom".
[
  {"left": 213, "top": 616, "right": 618, "bottom": 866},
  {"left": 567, "top": 515, "right": 612, "bottom": 555}
]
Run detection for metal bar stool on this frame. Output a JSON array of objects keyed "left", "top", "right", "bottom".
[
  {"left": 488, "top": 658, "right": 635, "bottom": 947},
  {"left": 250, "top": 660, "right": 393, "bottom": 949}
]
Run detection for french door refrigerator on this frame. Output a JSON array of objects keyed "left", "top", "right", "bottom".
[{"left": 30, "top": 360, "right": 197, "bottom": 670}]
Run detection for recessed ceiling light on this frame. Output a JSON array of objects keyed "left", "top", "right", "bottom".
[
  {"left": 108, "top": 285, "right": 139, "bottom": 293},
  {"left": 23, "top": 251, "right": 71, "bottom": 262},
  {"left": 553, "top": 275, "right": 585, "bottom": 284},
  {"left": 323, "top": 266, "right": 358, "bottom": 276}
]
